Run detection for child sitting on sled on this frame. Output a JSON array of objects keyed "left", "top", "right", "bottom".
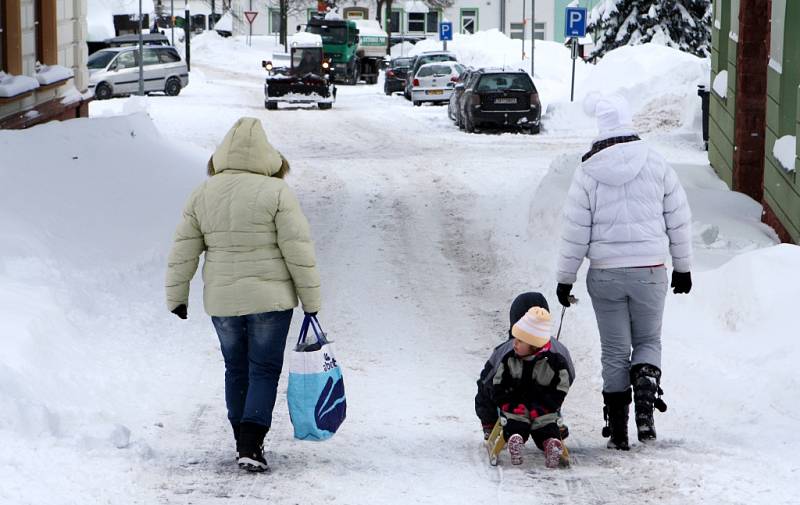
[{"left": 476, "top": 295, "right": 575, "bottom": 468}]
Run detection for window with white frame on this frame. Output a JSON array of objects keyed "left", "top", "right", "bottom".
[
  {"left": 390, "top": 10, "right": 402, "bottom": 32},
  {"left": 510, "top": 22, "right": 524, "bottom": 40},
  {"left": 534, "top": 22, "right": 545, "bottom": 40},
  {"left": 461, "top": 9, "right": 477, "bottom": 34},
  {"left": 425, "top": 11, "right": 439, "bottom": 33},
  {"left": 269, "top": 8, "right": 281, "bottom": 34},
  {"left": 729, "top": 0, "right": 740, "bottom": 40},
  {"left": 408, "top": 12, "right": 425, "bottom": 33},
  {"left": 770, "top": 0, "right": 785, "bottom": 67}
]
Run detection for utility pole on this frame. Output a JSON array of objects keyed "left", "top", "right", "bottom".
[
  {"left": 138, "top": 0, "right": 145, "bottom": 95},
  {"left": 211, "top": 0, "right": 215, "bottom": 29},
  {"left": 185, "top": 0, "right": 190, "bottom": 71},
  {"left": 531, "top": 0, "right": 535, "bottom": 77},
  {"left": 385, "top": 0, "right": 393, "bottom": 56},
  {"left": 521, "top": 0, "right": 526, "bottom": 61},
  {"left": 170, "top": 0, "right": 175, "bottom": 45}
]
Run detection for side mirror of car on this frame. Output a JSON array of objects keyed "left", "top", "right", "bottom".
[
  {"left": 296, "top": 24, "right": 302, "bottom": 31},
  {"left": 455, "top": 83, "right": 465, "bottom": 90}
]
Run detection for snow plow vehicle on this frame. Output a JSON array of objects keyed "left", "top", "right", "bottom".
[{"left": 262, "top": 33, "right": 336, "bottom": 110}]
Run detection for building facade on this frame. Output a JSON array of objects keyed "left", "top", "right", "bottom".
[
  {"left": 708, "top": 0, "right": 799, "bottom": 243},
  {"left": 228, "top": 0, "right": 573, "bottom": 42},
  {"left": 1, "top": 0, "right": 91, "bottom": 129}
]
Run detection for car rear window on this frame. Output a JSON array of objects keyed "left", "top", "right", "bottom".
[
  {"left": 418, "top": 64, "right": 455, "bottom": 77},
  {"left": 476, "top": 73, "right": 534, "bottom": 92},
  {"left": 419, "top": 54, "right": 457, "bottom": 66},
  {"left": 393, "top": 57, "right": 413, "bottom": 68},
  {"left": 158, "top": 48, "right": 181, "bottom": 63}
]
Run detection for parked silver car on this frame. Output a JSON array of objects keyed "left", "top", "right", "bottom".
[{"left": 88, "top": 46, "right": 189, "bottom": 100}]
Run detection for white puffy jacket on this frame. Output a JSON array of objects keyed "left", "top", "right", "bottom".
[{"left": 556, "top": 140, "right": 692, "bottom": 284}]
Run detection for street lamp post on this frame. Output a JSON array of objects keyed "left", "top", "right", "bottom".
[
  {"left": 185, "top": 0, "right": 190, "bottom": 71},
  {"left": 138, "top": 0, "right": 145, "bottom": 95},
  {"left": 171, "top": 0, "right": 174, "bottom": 45},
  {"left": 531, "top": 0, "right": 535, "bottom": 77}
]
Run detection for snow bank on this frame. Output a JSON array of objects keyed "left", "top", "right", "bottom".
[
  {"left": 546, "top": 43, "right": 710, "bottom": 137},
  {"left": 0, "top": 113, "right": 207, "bottom": 501},
  {"left": 186, "top": 31, "right": 281, "bottom": 78},
  {"left": 773, "top": 135, "right": 796, "bottom": 173},
  {"left": 290, "top": 31, "right": 323, "bottom": 47},
  {"left": 409, "top": 30, "right": 590, "bottom": 113}
]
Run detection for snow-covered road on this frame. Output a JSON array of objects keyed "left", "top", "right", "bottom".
[{"left": 3, "top": 35, "right": 797, "bottom": 504}]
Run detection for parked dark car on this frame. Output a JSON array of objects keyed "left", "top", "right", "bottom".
[
  {"left": 384, "top": 56, "right": 413, "bottom": 95},
  {"left": 404, "top": 51, "right": 458, "bottom": 100},
  {"left": 448, "top": 67, "right": 476, "bottom": 125},
  {"left": 458, "top": 69, "right": 541, "bottom": 134}
]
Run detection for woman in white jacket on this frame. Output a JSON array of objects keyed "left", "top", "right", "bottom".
[{"left": 556, "top": 94, "right": 692, "bottom": 451}]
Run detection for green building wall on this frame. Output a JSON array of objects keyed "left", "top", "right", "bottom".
[
  {"left": 763, "top": 1, "right": 800, "bottom": 242},
  {"left": 709, "top": 0, "right": 800, "bottom": 242},
  {"left": 708, "top": 0, "right": 736, "bottom": 188}
]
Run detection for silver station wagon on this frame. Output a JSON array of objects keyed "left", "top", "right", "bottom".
[{"left": 88, "top": 46, "right": 189, "bottom": 99}]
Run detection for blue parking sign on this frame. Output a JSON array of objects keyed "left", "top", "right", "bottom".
[
  {"left": 564, "top": 7, "right": 587, "bottom": 38},
  {"left": 439, "top": 21, "right": 453, "bottom": 41}
]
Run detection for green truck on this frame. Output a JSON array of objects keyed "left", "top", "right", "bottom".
[{"left": 304, "top": 15, "right": 387, "bottom": 85}]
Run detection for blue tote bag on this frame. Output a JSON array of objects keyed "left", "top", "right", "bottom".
[{"left": 287, "top": 315, "right": 346, "bottom": 441}]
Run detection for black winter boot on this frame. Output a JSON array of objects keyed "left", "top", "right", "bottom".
[
  {"left": 631, "top": 364, "right": 668, "bottom": 442},
  {"left": 602, "top": 389, "right": 632, "bottom": 451},
  {"left": 237, "top": 422, "right": 269, "bottom": 472}
]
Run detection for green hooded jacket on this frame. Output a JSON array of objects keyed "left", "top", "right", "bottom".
[{"left": 165, "top": 118, "right": 321, "bottom": 316}]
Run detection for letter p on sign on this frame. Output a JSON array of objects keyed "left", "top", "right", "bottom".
[{"left": 564, "top": 7, "right": 587, "bottom": 38}]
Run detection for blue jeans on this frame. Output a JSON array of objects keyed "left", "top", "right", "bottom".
[{"left": 211, "top": 310, "right": 293, "bottom": 428}]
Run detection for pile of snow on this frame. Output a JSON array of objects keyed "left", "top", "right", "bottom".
[
  {"left": 0, "top": 113, "right": 208, "bottom": 502},
  {"left": 773, "top": 135, "right": 797, "bottom": 173},
  {"left": 186, "top": 31, "right": 282, "bottom": 78},
  {"left": 0, "top": 71, "right": 39, "bottom": 97},
  {"left": 545, "top": 43, "right": 710, "bottom": 137},
  {"left": 409, "top": 30, "right": 590, "bottom": 113},
  {"left": 87, "top": 0, "right": 156, "bottom": 41},
  {"left": 35, "top": 64, "right": 74, "bottom": 85}
]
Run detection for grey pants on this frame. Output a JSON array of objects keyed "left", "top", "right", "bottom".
[{"left": 587, "top": 267, "right": 668, "bottom": 393}]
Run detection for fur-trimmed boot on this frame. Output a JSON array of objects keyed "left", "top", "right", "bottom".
[
  {"left": 237, "top": 422, "right": 269, "bottom": 472},
  {"left": 631, "top": 364, "right": 668, "bottom": 442},
  {"left": 602, "top": 389, "right": 632, "bottom": 451}
]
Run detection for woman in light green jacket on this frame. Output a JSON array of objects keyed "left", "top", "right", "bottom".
[{"left": 166, "top": 117, "right": 321, "bottom": 472}]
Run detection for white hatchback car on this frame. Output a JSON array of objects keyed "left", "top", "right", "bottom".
[
  {"left": 88, "top": 46, "right": 189, "bottom": 100},
  {"left": 410, "top": 61, "right": 465, "bottom": 106}
]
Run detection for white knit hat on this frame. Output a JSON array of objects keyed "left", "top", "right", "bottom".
[
  {"left": 583, "top": 92, "right": 635, "bottom": 140},
  {"left": 511, "top": 307, "right": 552, "bottom": 348}
]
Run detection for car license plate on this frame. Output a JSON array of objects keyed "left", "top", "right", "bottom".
[
  {"left": 495, "top": 97, "right": 517, "bottom": 104},
  {"left": 427, "top": 90, "right": 443, "bottom": 95}
]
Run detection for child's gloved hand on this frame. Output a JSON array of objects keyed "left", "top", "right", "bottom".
[
  {"left": 557, "top": 283, "right": 573, "bottom": 307},
  {"left": 171, "top": 304, "right": 187, "bottom": 320}
]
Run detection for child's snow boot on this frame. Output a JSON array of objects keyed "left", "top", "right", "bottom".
[
  {"left": 631, "top": 364, "right": 667, "bottom": 442},
  {"left": 602, "top": 389, "right": 632, "bottom": 451},
  {"left": 543, "top": 438, "right": 565, "bottom": 469},
  {"left": 507, "top": 434, "right": 525, "bottom": 465},
  {"left": 237, "top": 422, "right": 269, "bottom": 472}
]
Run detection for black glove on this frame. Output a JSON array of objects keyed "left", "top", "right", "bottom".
[
  {"left": 304, "top": 311, "right": 318, "bottom": 318},
  {"left": 556, "top": 283, "right": 573, "bottom": 307},
  {"left": 671, "top": 271, "right": 692, "bottom": 294},
  {"left": 171, "top": 304, "right": 187, "bottom": 320}
]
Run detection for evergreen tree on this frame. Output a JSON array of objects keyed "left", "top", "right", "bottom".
[{"left": 586, "top": 0, "right": 712, "bottom": 62}]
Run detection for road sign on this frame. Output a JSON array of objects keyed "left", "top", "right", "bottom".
[
  {"left": 244, "top": 11, "right": 258, "bottom": 24},
  {"left": 564, "top": 7, "right": 587, "bottom": 38},
  {"left": 439, "top": 21, "right": 453, "bottom": 41}
]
